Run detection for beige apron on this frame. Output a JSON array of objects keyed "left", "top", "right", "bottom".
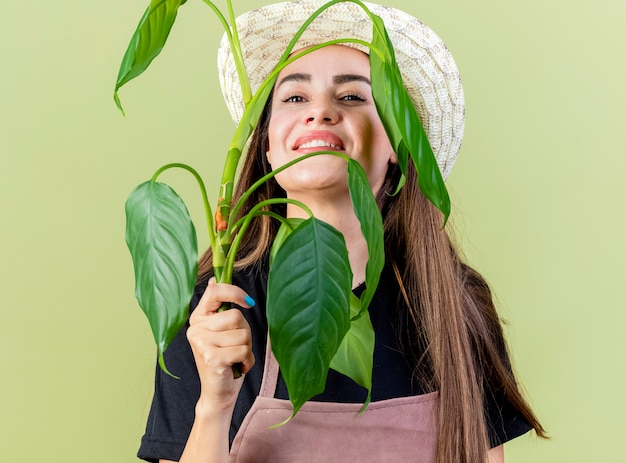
[{"left": 230, "top": 338, "right": 439, "bottom": 462}]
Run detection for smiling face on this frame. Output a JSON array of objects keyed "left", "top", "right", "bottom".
[{"left": 267, "top": 45, "right": 396, "bottom": 202}]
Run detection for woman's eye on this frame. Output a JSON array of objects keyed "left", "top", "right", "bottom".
[
  {"left": 340, "top": 94, "right": 366, "bottom": 102},
  {"left": 282, "top": 95, "right": 305, "bottom": 103}
]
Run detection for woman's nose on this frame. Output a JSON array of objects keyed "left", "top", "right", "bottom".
[{"left": 305, "top": 99, "right": 338, "bottom": 124}]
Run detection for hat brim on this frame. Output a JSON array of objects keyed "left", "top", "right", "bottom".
[{"left": 217, "top": 0, "right": 464, "bottom": 178}]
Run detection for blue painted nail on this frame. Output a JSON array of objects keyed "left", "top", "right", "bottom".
[{"left": 245, "top": 295, "right": 256, "bottom": 307}]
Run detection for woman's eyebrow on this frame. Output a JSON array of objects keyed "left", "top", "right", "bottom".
[
  {"left": 333, "top": 74, "right": 371, "bottom": 85},
  {"left": 277, "top": 73, "right": 311, "bottom": 88},
  {"left": 276, "top": 73, "right": 371, "bottom": 88}
]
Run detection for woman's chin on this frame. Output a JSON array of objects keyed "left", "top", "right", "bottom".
[{"left": 274, "top": 161, "right": 349, "bottom": 196}]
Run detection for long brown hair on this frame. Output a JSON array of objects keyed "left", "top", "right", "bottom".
[{"left": 198, "top": 94, "right": 546, "bottom": 462}]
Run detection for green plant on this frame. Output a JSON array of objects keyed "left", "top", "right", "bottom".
[{"left": 116, "top": 0, "right": 449, "bottom": 420}]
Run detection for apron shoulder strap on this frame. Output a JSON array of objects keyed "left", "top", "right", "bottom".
[{"left": 258, "top": 333, "right": 280, "bottom": 398}]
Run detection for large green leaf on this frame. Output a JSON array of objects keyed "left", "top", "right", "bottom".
[
  {"left": 346, "top": 159, "right": 384, "bottom": 315},
  {"left": 329, "top": 293, "right": 374, "bottom": 409},
  {"left": 267, "top": 218, "right": 352, "bottom": 418},
  {"left": 125, "top": 181, "right": 197, "bottom": 376},
  {"left": 369, "top": 18, "right": 405, "bottom": 169},
  {"left": 370, "top": 15, "right": 450, "bottom": 221},
  {"left": 114, "top": 0, "right": 188, "bottom": 113}
]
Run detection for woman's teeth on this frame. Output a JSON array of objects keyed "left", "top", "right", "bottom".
[{"left": 298, "top": 140, "right": 342, "bottom": 150}]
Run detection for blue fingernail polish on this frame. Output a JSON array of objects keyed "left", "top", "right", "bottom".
[{"left": 245, "top": 295, "right": 256, "bottom": 307}]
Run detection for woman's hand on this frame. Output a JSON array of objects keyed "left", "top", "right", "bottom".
[
  {"left": 175, "top": 279, "right": 256, "bottom": 463},
  {"left": 187, "top": 278, "right": 256, "bottom": 413}
]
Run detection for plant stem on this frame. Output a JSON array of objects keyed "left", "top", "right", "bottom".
[
  {"left": 226, "top": 0, "right": 252, "bottom": 105},
  {"left": 200, "top": 0, "right": 252, "bottom": 106},
  {"left": 151, "top": 163, "right": 216, "bottom": 249},
  {"left": 199, "top": 0, "right": 231, "bottom": 42},
  {"left": 224, "top": 198, "right": 313, "bottom": 280}
]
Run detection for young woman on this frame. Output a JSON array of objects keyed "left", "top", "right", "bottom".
[{"left": 137, "top": 2, "right": 545, "bottom": 462}]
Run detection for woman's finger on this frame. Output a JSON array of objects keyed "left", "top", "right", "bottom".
[
  {"left": 192, "top": 277, "right": 256, "bottom": 319},
  {"left": 187, "top": 323, "right": 251, "bottom": 350},
  {"left": 187, "top": 325, "right": 255, "bottom": 375}
]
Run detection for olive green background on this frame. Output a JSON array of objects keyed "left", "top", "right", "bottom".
[{"left": 1, "top": 0, "right": 624, "bottom": 461}]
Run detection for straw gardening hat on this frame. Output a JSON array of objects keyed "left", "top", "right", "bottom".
[{"left": 218, "top": 0, "right": 464, "bottom": 178}]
